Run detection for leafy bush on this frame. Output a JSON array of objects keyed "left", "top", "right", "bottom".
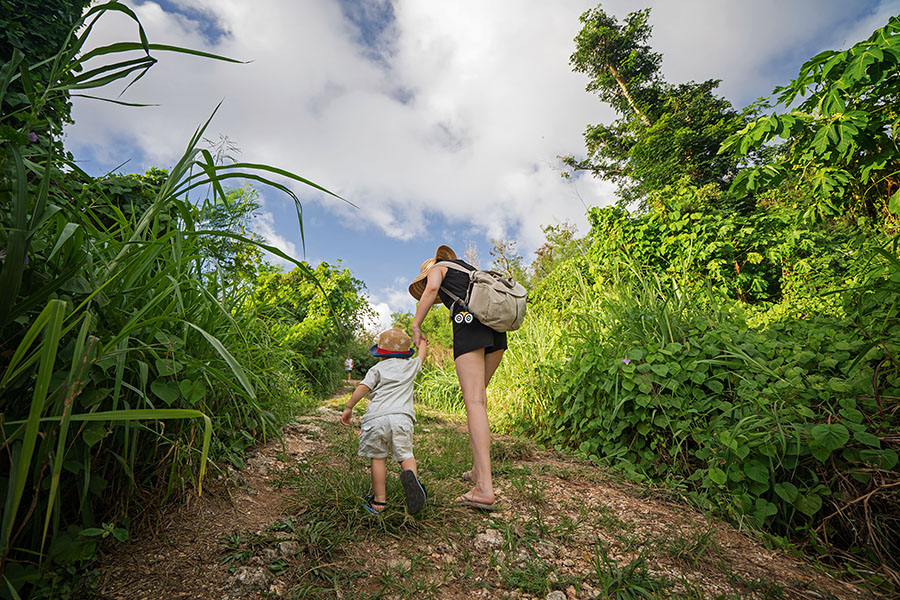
[{"left": 0, "top": 3, "right": 357, "bottom": 595}]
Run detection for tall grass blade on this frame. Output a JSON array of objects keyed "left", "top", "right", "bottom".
[{"left": 0, "top": 299, "right": 65, "bottom": 558}]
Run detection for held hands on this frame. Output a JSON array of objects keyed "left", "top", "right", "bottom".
[{"left": 412, "top": 326, "right": 427, "bottom": 347}]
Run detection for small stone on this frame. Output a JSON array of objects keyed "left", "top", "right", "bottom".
[
  {"left": 260, "top": 548, "right": 278, "bottom": 561},
  {"left": 385, "top": 558, "right": 412, "bottom": 570},
  {"left": 546, "top": 592, "right": 566, "bottom": 600},
  {"left": 565, "top": 585, "right": 576, "bottom": 600},
  {"left": 228, "top": 566, "right": 272, "bottom": 595},
  {"left": 473, "top": 529, "right": 504, "bottom": 551},
  {"left": 277, "top": 541, "right": 300, "bottom": 556}
]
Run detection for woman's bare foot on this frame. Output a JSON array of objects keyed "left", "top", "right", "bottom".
[{"left": 455, "top": 490, "right": 496, "bottom": 510}]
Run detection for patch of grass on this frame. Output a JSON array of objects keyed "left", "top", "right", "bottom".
[
  {"left": 589, "top": 540, "right": 666, "bottom": 599},
  {"left": 507, "top": 468, "right": 548, "bottom": 506},
  {"left": 500, "top": 557, "right": 557, "bottom": 595},
  {"left": 219, "top": 531, "right": 264, "bottom": 570},
  {"left": 492, "top": 436, "right": 538, "bottom": 462},
  {"left": 415, "top": 424, "right": 473, "bottom": 480},
  {"left": 655, "top": 523, "right": 716, "bottom": 568}
]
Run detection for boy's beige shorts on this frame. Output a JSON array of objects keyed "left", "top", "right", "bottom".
[{"left": 358, "top": 414, "right": 414, "bottom": 461}]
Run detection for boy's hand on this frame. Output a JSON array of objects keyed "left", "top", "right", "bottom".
[{"left": 340, "top": 406, "right": 352, "bottom": 426}]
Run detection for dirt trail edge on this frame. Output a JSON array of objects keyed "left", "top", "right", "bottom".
[{"left": 97, "top": 388, "right": 883, "bottom": 600}]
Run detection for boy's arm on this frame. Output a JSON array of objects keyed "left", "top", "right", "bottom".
[
  {"left": 341, "top": 383, "right": 371, "bottom": 426},
  {"left": 417, "top": 337, "right": 428, "bottom": 366}
]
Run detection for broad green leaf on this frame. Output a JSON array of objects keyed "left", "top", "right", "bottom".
[
  {"left": 795, "top": 493, "right": 822, "bottom": 517},
  {"left": 708, "top": 468, "right": 727, "bottom": 486},
  {"left": 150, "top": 379, "right": 180, "bottom": 405},
  {"left": 811, "top": 423, "right": 850, "bottom": 451},
  {"left": 889, "top": 188, "right": 900, "bottom": 216},
  {"left": 82, "top": 423, "right": 109, "bottom": 447},
  {"left": 743, "top": 460, "right": 769, "bottom": 484},
  {"left": 773, "top": 482, "right": 799, "bottom": 503},
  {"left": 853, "top": 430, "right": 881, "bottom": 448}
]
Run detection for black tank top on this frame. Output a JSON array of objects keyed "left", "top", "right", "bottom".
[{"left": 437, "top": 259, "right": 473, "bottom": 314}]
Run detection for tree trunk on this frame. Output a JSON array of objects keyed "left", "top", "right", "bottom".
[{"left": 607, "top": 63, "right": 651, "bottom": 127}]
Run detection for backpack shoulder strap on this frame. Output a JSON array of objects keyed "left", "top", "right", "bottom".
[
  {"left": 433, "top": 261, "right": 471, "bottom": 311},
  {"left": 434, "top": 260, "right": 473, "bottom": 274}
]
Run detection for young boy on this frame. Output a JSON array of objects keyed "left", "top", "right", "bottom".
[{"left": 341, "top": 328, "right": 427, "bottom": 514}]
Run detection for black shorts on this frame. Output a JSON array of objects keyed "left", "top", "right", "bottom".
[{"left": 451, "top": 310, "right": 508, "bottom": 359}]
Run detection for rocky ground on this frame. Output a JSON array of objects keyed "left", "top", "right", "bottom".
[{"left": 95, "top": 387, "right": 885, "bottom": 599}]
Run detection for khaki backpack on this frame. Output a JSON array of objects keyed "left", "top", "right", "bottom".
[{"left": 435, "top": 261, "right": 527, "bottom": 332}]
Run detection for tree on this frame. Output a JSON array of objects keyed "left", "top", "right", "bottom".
[
  {"left": 250, "top": 261, "right": 370, "bottom": 395},
  {"left": 0, "top": 0, "right": 92, "bottom": 131},
  {"left": 197, "top": 185, "right": 265, "bottom": 288},
  {"left": 569, "top": 7, "right": 659, "bottom": 126},
  {"left": 564, "top": 4, "right": 747, "bottom": 207},
  {"left": 720, "top": 16, "right": 900, "bottom": 222},
  {"left": 489, "top": 239, "right": 530, "bottom": 286},
  {"left": 531, "top": 222, "right": 585, "bottom": 283}
]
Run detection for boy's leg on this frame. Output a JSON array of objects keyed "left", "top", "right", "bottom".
[
  {"left": 371, "top": 458, "right": 387, "bottom": 508},
  {"left": 399, "top": 456, "right": 417, "bottom": 475}
]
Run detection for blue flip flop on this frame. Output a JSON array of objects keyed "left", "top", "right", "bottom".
[
  {"left": 400, "top": 470, "right": 426, "bottom": 514},
  {"left": 363, "top": 494, "right": 386, "bottom": 515}
]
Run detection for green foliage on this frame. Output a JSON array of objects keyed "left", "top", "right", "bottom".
[
  {"left": 585, "top": 180, "right": 884, "bottom": 309},
  {"left": 565, "top": 5, "right": 748, "bottom": 204},
  {"left": 721, "top": 16, "right": 900, "bottom": 221},
  {"left": 0, "top": 3, "right": 348, "bottom": 595},
  {"left": 249, "top": 261, "right": 369, "bottom": 397},
  {"left": 411, "top": 5, "right": 900, "bottom": 589},
  {"left": 0, "top": 0, "right": 92, "bottom": 131},
  {"left": 416, "top": 363, "right": 464, "bottom": 413},
  {"left": 392, "top": 305, "right": 453, "bottom": 365}
]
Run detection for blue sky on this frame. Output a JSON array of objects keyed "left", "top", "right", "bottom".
[{"left": 66, "top": 0, "right": 900, "bottom": 330}]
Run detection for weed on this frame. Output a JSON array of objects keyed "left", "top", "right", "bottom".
[
  {"left": 589, "top": 540, "right": 664, "bottom": 599},
  {"left": 500, "top": 557, "right": 557, "bottom": 595},
  {"left": 656, "top": 523, "right": 716, "bottom": 568}
]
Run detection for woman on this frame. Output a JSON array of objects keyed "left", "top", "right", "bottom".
[{"left": 409, "top": 245, "right": 506, "bottom": 509}]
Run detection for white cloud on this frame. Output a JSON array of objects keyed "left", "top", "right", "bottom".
[
  {"left": 67, "top": 1, "right": 611, "bottom": 252},
  {"left": 65, "top": 0, "right": 900, "bottom": 316},
  {"left": 251, "top": 210, "right": 299, "bottom": 269},
  {"left": 363, "top": 297, "right": 394, "bottom": 334}
]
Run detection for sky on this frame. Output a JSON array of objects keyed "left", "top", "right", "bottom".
[{"left": 65, "top": 0, "right": 900, "bottom": 330}]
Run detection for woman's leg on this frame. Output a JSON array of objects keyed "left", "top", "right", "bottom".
[
  {"left": 455, "top": 349, "right": 494, "bottom": 504},
  {"left": 462, "top": 349, "right": 505, "bottom": 482},
  {"left": 485, "top": 348, "right": 505, "bottom": 387}
]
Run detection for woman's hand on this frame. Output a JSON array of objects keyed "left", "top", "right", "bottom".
[{"left": 412, "top": 325, "right": 425, "bottom": 346}]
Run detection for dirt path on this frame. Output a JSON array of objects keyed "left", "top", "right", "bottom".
[{"left": 96, "top": 388, "right": 883, "bottom": 600}]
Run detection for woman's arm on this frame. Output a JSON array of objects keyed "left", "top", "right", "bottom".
[{"left": 411, "top": 266, "right": 445, "bottom": 346}]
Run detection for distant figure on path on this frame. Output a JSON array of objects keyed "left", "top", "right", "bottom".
[
  {"left": 409, "top": 245, "right": 505, "bottom": 510},
  {"left": 341, "top": 329, "right": 427, "bottom": 514},
  {"left": 344, "top": 354, "right": 353, "bottom": 383}
]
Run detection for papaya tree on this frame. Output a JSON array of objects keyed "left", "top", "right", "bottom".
[{"left": 720, "top": 16, "right": 900, "bottom": 222}]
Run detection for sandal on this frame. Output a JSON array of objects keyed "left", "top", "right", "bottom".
[
  {"left": 363, "top": 493, "right": 387, "bottom": 514},
  {"left": 400, "top": 470, "right": 427, "bottom": 514},
  {"left": 455, "top": 493, "right": 497, "bottom": 511}
]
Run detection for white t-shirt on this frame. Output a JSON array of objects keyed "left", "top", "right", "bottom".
[
  {"left": 345, "top": 357, "right": 353, "bottom": 370},
  {"left": 359, "top": 357, "right": 422, "bottom": 424}
]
